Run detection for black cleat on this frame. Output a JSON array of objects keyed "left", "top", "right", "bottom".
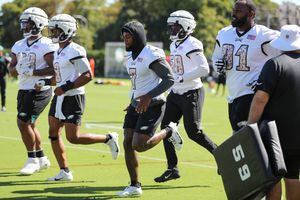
[{"left": 154, "top": 169, "right": 180, "bottom": 183}]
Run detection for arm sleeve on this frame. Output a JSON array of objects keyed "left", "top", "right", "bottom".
[
  {"left": 182, "top": 49, "right": 209, "bottom": 81},
  {"left": 147, "top": 58, "right": 174, "bottom": 98},
  {"left": 256, "top": 59, "right": 278, "bottom": 95}
]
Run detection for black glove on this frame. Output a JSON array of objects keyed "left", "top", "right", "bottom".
[{"left": 215, "top": 59, "right": 226, "bottom": 74}]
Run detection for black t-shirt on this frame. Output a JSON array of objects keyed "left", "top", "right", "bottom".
[{"left": 257, "top": 52, "right": 300, "bottom": 151}]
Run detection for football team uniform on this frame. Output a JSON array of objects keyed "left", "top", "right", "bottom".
[
  {"left": 161, "top": 36, "right": 217, "bottom": 169},
  {"left": 48, "top": 42, "right": 90, "bottom": 125},
  {"left": 212, "top": 25, "right": 280, "bottom": 131},
  {"left": 11, "top": 37, "right": 57, "bottom": 123},
  {"left": 123, "top": 45, "right": 166, "bottom": 135}
]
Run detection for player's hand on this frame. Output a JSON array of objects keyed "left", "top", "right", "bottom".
[
  {"left": 136, "top": 94, "right": 151, "bottom": 114},
  {"left": 34, "top": 80, "right": 45, "bottom": 92},
  {"left": 54, "top": 87, "right": 65, "bottom": 96},
  {"left": 215, "top": 59, "right": 226, "bottom": 74},
  {"left": 174, "top": 75, "right": 183, "bottom": 83}
]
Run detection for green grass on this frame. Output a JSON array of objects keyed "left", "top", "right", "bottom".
[{"left": 0, "top": 78, "right": 232, "bottom": 199}]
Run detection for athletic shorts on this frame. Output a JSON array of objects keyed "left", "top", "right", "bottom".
[
  {"left": 49, "top": 94, "right": 85, "bottom": 125},
  {"left": 283, "top": 151, "right": 300, "bottom": 179},
  {"left": 123, "top": 103, "right": 165, "bottom": 136},
  {"left": 17, "top": 89, "right": 52, "bottom": 123},
  {"left": 229, "top": 94, "right": 254, "bottom": 131}
]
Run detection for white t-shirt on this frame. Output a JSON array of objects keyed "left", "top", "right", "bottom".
[
  {"left": 212, "top": 25, "right": 280, "bottom": 102},
  {"left": 11, "top": 37, "right": 58, "bottom": 90},
  {"left": 53, "top": 42, "right": 90, "bottom": 96},
  {"left": 170, "top": 36, "right": 207, "bottom": 94},
  {"left": 125, "top": 44, "right": 166, "bottom": 101}
]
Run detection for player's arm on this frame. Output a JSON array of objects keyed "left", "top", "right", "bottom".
[
  {"left": 33, "top": 52, "right": 55, "bottom": 76},
  {"left": 135, "top": 58, "right": 174, "bottom": 113},
  {"left": 8, "top": 53, "right": 18, "bottom": 78},
  {"left": 54, "top": 57, "right": 92, "bottom": 96},
  {"left": 176, "top": 49, "right": 209, "bottom": 83}
]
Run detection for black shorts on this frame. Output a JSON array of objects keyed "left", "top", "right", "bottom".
[
  {"left": 17, "top": 89, "right": 52, "bottom": 123},
  {"left": 229, "top": 94, "right": 254, "bottom": 131},
  {"left": 283, "top": 151, "right": 300, "bottom": 179},
  {"left": 49, "top": 94, "right": 85, "bottom": 125},
  {"left": 123, "top": 103, "right": 165, "bottom": 136}
]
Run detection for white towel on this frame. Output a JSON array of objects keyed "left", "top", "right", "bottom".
[{"left": 55, "top": 95, "right": 65, "bottom": 120}]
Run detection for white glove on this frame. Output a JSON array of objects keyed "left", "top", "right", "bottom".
[
  {"left": 174, "top": 75, "right": 183, "bottom": 83},
  {"left": 21, "top": 68, "right": 34, "bottom": 76},
  {"left": 35, "top": 79, "right": 46, "bottom": 88}
]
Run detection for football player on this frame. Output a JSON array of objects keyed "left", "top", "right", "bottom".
[
  {"left": 9, "top": 7, "right": 56, "bottom": 175},
  {"left": 36, "top": 14, "right": 120, "bottom": 181},
  {"left": 117, "top": 21, "right": 179, "bottom": 197},
  {"left": 153, "top": 10, "right": 218, "bottom": 183},
  {"left": 212, "top": 0, "right": 280, "bottom": 132}
]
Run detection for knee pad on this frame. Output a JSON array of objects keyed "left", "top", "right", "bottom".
[{"left": 48, "top": 136, "right": 59, "bottom": 141}]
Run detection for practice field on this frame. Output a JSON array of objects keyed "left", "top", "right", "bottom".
[{"left": 0, "top": 78, "right": 232, "bottom": 199}]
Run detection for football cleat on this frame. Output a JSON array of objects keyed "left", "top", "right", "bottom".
[
  {"left": 39, "top": 156, "right": 51, "bottom": 170},
  {"left": 154, "top": 168, "right": 180, "bottom": 183},
  {"left": 1, "top": 106, "right": 6, "bottom": 112},
  {"left": 47, "top": 170, "right": 73, "bottom": 181},
  {"left": 20, "top": 157, "right": 40, "bottom": 175},
  {"left": 117, "top": 185, "right": 143, "bottom": 197},
  {"left": 106, "top": 132, "right": 120, "bottom": 160},
  {"left": 167, "top": 122, "right": 183, "bottom": 151}
]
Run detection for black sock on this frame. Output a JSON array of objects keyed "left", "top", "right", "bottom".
[
  {"left": 104, "top": 134, "right": 112, "bottom": 143},
  {"left": 36, "top": 149, "right": 45, "bottom": 158},
  {"left": 61, "top": 167, "right": 70, "bottom": 173},
  {"left": 165, "top": 127, "right": 173, "bottom": 138},
  {"left": 28, "top": 151, "right": 36, "bottom": 158},
  {"left": 130, "top": 181, "right": 141, "bottom": 188}
]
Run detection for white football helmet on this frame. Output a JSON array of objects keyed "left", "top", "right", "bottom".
[
  {"left": 48, "top": 14, "right": 77, "bottom": 43},
  {"left": 167, "top": 10, "right": 196, "bottom": 41},
  {"left": 19, "top": 7, "right": 48, "bottom": 38}
]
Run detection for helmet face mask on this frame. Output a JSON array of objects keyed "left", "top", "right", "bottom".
[
  {"left": 19, "top": 7, "right": 48, "bottom": 39},
  {"left": 48, "top": 14, "right": 77, "bottom": 43},
  {"left": 167, "top": 10, "right": 196, "bottom": 42}
]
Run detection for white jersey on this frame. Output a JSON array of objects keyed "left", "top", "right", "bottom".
[
  {"left": 11, "top": 37, "right": 57, "bottom": 90},
  {"left": 53, "top": 42, "right": 88, "bottom": 96},
  {"left": 170, "top": 36, "right": 207, "bottom": 94},
  {"left": 125, "top": 44, "right": 165, "bottom": 100},
  {"left": 212, "top": 25, "right": 280, "bottom": 102}
]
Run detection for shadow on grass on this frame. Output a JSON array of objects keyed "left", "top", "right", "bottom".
[
  {"left": 0, "top": 180, "right": 95, "bottom": 187},
  {"left": 0, "top": 172, "right": 20, "bottom": 177},
  {"left": 6, "top": 184, "right": 209, "bottom": 199}
]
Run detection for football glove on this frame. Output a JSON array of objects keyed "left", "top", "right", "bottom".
[{"left": 215, "top": 59, "right": 226, "bottom": 74}]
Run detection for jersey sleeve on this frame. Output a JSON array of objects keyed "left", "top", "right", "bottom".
[
  {"left": 256, "top": 58, "right": 278, "bottom": 95},
  {"left": 69, "top": 44, "right": 87, "bottom": 62},
  {"left": 147, "top": 47, "right": 166, "bottom": 67},
  {"left": 261, "top": 29, "right": 280, "bottom": 57}
]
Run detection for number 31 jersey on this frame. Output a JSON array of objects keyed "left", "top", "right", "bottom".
[{"left": 212, "top": 25, "right": 279, "bottom": 102}]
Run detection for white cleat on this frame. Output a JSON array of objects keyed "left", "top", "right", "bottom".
[
  {"left": 117, "top": 185, "right": 143, "bottom": 197},
  {"left": 1, "top": 106, "right": 6, "bottom": 112},
  {"left": 39, "top": 156, "right": 51, "bottom": 170},
  {"left": 106, "top": 132, "right": 120, "bottom": 160},
  {"left": 20, "top": 157, "right": 40, "bottom": 175},
  {"left": 167, "top": 122, "right": 183, "bottom": 151},
  {"left": 47, "top": 170, "right": 73, "bottom": 181}
]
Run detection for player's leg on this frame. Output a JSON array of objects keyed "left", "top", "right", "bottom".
[
  {"left": 229, "top": 94, "right": 253, "bottom": 132},
  {"left": 30, "top": 89, "right": 52, "bottom": 170},
  {"left": 17, "top": 90, "right": 40, "bottom": 175},
  {"left": 0, "top": 76, "right": 6, "bottom": 111},
  {"left": 131, "top": 103, "right": 167, "bottom": 152},
  {"left": 182, "top": 87, "right": 217, "bottom": 153},
  {"left": 266, "top": 182, "right": 282, "bottom": 200},
  {"left": 62, "top": 95, "right": 119, "bottom": 159},
  {"left": 118, "top": 105, "right": 142, "bottom": 197},
  {"left": 154, "top": 93, "right": 183, "bottom": 182}
]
